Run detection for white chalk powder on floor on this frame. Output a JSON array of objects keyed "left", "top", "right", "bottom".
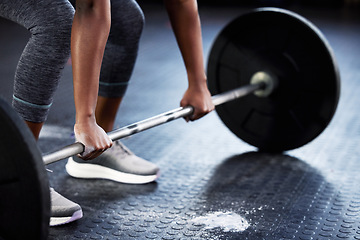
[{"left": 190, "top": 211, "right": 250, "bottom": 232}]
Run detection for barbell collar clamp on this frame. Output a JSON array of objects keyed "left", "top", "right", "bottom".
[{"left": 250, "top": 71, "right": 278, "bottom": 97}]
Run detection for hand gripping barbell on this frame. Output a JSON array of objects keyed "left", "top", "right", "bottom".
[{"left": 0, "top": 8, "right": 340, "bottom": 240}]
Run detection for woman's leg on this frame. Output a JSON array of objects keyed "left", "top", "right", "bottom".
[
  {"left": 0, "top": 0, "right": 83, "bottom": 226},
  {"left": 25, "top": 122, "right": 44, "bottom": 140},
  {"left": 95, "top": 96, "right": 122, "bottom": 132},
  {"left": 95, "top": 0, "right": 145, "bottom": 132},
  {"left": 0, "top": 0, "right": 74, "bottom": 139}
]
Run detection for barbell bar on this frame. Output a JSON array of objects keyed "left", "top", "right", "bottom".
[{"left": 43, "top": 78, "right": 267, "bottom": 165}]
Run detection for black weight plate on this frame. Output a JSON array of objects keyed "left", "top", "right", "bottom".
[
  {"left": 207, "top": 8, "right": 340, "bottom": 152},
  {"left": 0, "top": 97, "right": 50, "bottom": 240}
]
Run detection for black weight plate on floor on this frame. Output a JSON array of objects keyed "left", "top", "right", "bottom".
[
  {"left": 0, "top": 97, "right": 50, "bottom": 240},
  {"left": 207, "top": 8, "right": 340, "bottom": 152}
]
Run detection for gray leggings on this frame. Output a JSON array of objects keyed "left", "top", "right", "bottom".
[{"left": 0, "top": 0, "right": 144, "bottom": 123}]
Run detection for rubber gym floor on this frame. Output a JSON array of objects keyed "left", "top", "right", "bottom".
[{"left": 1, "top": 1, "right": 360, "bottom": 240}]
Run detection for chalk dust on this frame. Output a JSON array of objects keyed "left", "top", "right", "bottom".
[{"left": 190, "top": 211, "right": 250, "bottom": 232}]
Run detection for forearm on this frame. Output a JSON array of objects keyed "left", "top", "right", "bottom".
[
  {"left": 71, "top": 0, "right": 111, "bottom": 124},
  {"left": 164, "top": 0, "right": 207, "bottom": 87},
  {"left": 164, "top": 0, "right": 214, "bottom": 121}
]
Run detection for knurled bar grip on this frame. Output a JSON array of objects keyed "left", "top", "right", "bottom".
[{"left": 42, "top": 83, "right": 262, "bottom": 165}]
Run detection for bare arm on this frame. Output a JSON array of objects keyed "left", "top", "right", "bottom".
[
  {"left": 72, "top": 0, "right": 112, "bottom": 159},
  {"left": 164, "top": 0, "right": 214, "bottom": 121}
]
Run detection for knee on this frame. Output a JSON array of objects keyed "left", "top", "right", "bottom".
[
  {"left": 110, "top": 0, "right": 145, "bottom": 44},
  {"left": 127, "top": 3, "right": 145, "bottom": 39},
  {"left": 29, "top": 1, "right": 74, "bottom": 58}
]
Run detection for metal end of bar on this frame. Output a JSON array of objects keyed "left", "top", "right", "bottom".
[{"left": 250, "top": 71, "right": 277, "bottom": 97}]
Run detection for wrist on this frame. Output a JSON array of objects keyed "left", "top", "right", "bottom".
[
  {"left": 187, "top": 72, "right": 208, "bottom": 89},
  {"left": 75, "top": 113, "right": 97, "bottom": 126}
]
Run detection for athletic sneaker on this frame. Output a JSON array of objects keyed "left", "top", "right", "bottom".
[
  {"left": 50, "top": 188, "right": 83, "bottom": 226},
  {"left": 65, "top": 141, "right": 160, "bottom": 184}
]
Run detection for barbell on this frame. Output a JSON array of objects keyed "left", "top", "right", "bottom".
[{"left": 0, "top": 7, "right": 340, "bottom": 240}]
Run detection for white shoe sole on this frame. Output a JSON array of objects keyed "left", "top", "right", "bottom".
[
  {"left": 65, "top": 157, "right": 159, "bottom": 184},
  {"left": 50, "top": 209, "right": 83, "bottom": 226}
]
